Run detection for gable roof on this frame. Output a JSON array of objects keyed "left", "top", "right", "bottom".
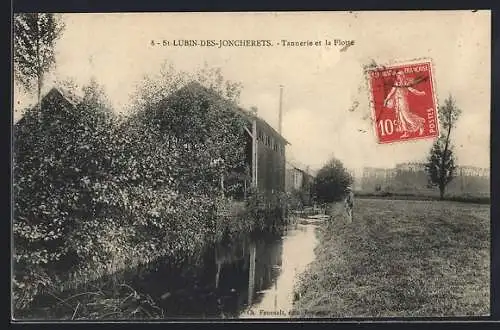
[
  {"left": 52, "top": 86, "right": 83, "bottom": 107},
  {"left": 176, "top": 81, "right": 290, "bottom": 145},
  {"left": 14, "top": 87, "right": 84, "bottom": 125},
  {"left": 286, "top": 160, "right": 314, "bottom": 176}
]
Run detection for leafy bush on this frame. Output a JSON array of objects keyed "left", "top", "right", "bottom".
[
  {"left": 13, "top": 76, "right": 254, "bottom": 311},
  {"left": 312, "top": 157, "right": 353, "bottom": 204},
  {"left": 243, "top": 187, "right": 288, "bottom": 233},
  {"left": 13, "top": 92, "right": 119, "bottom": 308},
  {"left": 287, "top": 190, "right": 304, "bottom": 211}
]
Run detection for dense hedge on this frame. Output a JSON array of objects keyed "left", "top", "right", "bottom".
[{"left": 12, "top": 83, "right": 263, "bottom": 311}]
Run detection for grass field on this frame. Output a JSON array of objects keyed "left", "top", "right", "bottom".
[
  {"left": 292, "top": 198, "right": 490, "bottom": 318},
  {"left": 354, "top": 191, "right": 490, "bottom": 204}
]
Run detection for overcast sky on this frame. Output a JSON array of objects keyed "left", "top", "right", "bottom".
[{"left": 14, "top": 11, "right": 491, "bottom": 173}]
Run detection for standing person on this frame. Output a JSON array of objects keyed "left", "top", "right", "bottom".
[
  {"left": 383, "top": 70, "right": 427, "bottom": 138},
  {"left": 344, "top": 186, "right": 354, "bottom": 223}
]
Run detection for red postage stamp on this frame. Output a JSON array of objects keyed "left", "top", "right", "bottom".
[{"left": 366, "top": 59, "right": 439, "bottom": 144}]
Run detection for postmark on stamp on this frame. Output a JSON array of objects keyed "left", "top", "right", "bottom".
[{"left": 366, "top": 59, "right": 439, "bottom": 144}]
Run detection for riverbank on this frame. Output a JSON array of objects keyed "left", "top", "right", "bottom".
[
  {"left": 13, "top": 188, "right": 289, "bottom": 318},
  {"left": 292, "top": 198, "right": 490, "bottom": 317},
  {"left": 17, "top": 219, "right": 310, "bottom": 320}
]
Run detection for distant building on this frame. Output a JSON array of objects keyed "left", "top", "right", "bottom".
[
  {"left": 457, "top": 166, "right": 490, "bottom": 177},
  {"left": 395, "top": 162, "right": 426, "bottom": 172},
  {"left": 449, "top": 165, "right": 490, "bottom": 195},
  {"left": 346, "top": 169, "right": 362, "bottom": 191},
  {"left": 284, "top": 161, "right": 315, "bottom": 206},
  {"left": 361, "top": 162, "right": 490, "bottom": 196},
  {"left": 285, "top": 162, "right": 314, "bottom": 192},
  {"left": 361, "top": 167, "right": 397, "bottom": 191}
]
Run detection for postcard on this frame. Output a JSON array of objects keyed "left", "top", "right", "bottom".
[{"left": 12, "top": 10, "right": 490, "bottom": 320}]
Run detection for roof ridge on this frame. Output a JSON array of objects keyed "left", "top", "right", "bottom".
[
  {"left": 175, "top": 81, "right": 290, "bottom": 145},
  {"left": 53, "top": 86, "right": 84, "bottom": 106}
]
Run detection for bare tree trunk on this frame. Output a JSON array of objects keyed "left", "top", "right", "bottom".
[
  {"left": 35, "top": 13, "right": 42, "bottom": 112},
  {"left": 439, "top": 110, "right": 453, "bottom": 201},
  {"left": 37, "top": 73, "right": 42, "bottom": 111},
  {"left": 220, "top": 173, "right": 224, "bottom": 197}
]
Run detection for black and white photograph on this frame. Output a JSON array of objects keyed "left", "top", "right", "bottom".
[{"left": 12, "top": 11, "right": 491, "bottom": 320}]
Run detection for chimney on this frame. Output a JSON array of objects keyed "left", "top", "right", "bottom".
[{"left": 279, "top": 85, "right": 283, "bottom": 134}]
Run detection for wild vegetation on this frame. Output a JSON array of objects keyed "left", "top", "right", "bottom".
[
  {"left": 311, "top": 157, "right": 353, "bottom": 205},
  {"left": 13, "top": 62, "right": 289, "bottom": 317},
  {"left": 292, "top": 199, "right": 490, "bottom": 317}
]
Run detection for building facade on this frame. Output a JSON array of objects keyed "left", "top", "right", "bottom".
[
  {"left": 285, "top": 162, "right": 314, "bottom": 193},
  {"left": 284, "top": 162, "right": 314, "bottom": 206},
  {"left": 252, "top": 114, "right": 288, "bottom": 193},
  {"left": 173, "top": 82, "right": 289, "bottom": 195},
  {"left": 361, "top": 167, "right": 397, "bottom": 191}
]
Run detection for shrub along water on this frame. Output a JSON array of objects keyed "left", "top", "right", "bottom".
[
  {"left": 13, "top": 81, "right": 287, "bottom": 315},
  {"left": 215, "top": 187, "right": 289, "bottom": 243}
]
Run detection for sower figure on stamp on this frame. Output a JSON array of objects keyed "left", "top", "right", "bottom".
[
  {"left": 383, "top": 70, "right": 426, "bottom": 138},
  {"left": 344, "top": 186, "right": 354, "bottom": 223}
]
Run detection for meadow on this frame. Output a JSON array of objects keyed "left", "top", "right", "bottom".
[{"left": 292, "top": 198, "right": 490, "bottom": 317}]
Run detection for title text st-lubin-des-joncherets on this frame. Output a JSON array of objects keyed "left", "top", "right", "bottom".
[{"left": 152, "top": 39, "right": 356, "bottom": 48}]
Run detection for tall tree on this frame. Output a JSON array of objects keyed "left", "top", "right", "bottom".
[
  {"left": 13, "top": 13, "right": 64, "bottom": 110},
  {"left": 82, "top": 77, "right": 113, "bottom": 113},
  {"left": 312, "top": 157, "right": 353, "bottom": 204},
  {"left": 128, "top": 60, "right": 243, "bottom": 114},
  {"left": 425, "top": 95, "right": 462, "bottom": 200}
]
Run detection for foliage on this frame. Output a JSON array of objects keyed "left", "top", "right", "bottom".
[
  {"left": 287, "top": 190, "right": 304, "bottom": 211},
  {"left": 214, "top": 198, "right": 254, "bottom": 242},
  {"left": 13, "top": 66, "right": 261, "bottom": 311},
  {"left": 243, "top": 187, "right": 288, "bottom": 234},
  {"left": 16, "top": 283, "right": 164, "bottom": 320},
  {"left": 130, "top": 81, "right": 247, "bottom": 195},
  {"left": 128, "top": 60, "right": 248, "bottom": 197},
  {"left": 128, "top": 61, "right": 243, "bottom": 114},
  {"left": 82, "top": 78, "right": 114, "bottom": 113},
  {"left": 13, "top": 13, "right": 64, "bottom": 103},
  {"left": 213, "top": 187, "right": 289, "bottom": 242},
  {"left": 312, "top": 158, "right": 353, "bottom": 204},
  {"left": 425, "top": 95, "right": 461, "bottom": 200},
  {"left": 291, "top": 176, "right": 314, "bottom": 209},
  {"left": 13, "top": 81, "right": 118, "bottom": 309}
]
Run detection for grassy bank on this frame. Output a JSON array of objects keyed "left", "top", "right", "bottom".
[
  {"left": 15, "top": 275, "right": 165, "bottom": 320},
  {"left": 355, "top": 191, "right": 490, "bottom": 204},
  {"left": 292, "top": 198, "right": 490, "bottom": 317}
]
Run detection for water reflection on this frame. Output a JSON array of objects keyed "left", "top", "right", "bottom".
[
  {"left": 241, "top": 223, "right": 318, "bottom": 318},
  {"left": 28, "top": 221, "right": 319, "bottom": 319},
  {"left": 124, "top": 222, "right": 318, "bottom": 319}
]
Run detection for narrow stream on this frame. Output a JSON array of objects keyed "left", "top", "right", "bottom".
[
  {"left": 24, "top": 219, "right": 320, "bottom": 320},
  {"left": 130, "top": 220, "right": 319, "bottom": 318},
  {"left": 240, "top": 222, "right": 318, "bottom": 318}
]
